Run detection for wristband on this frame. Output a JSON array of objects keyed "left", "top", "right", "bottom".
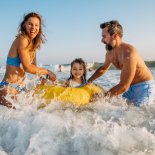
[
  {"left": 46, "top": 74, "right": 50, "bottom": 79},
  {"left": 46, "top": 70, "right": 50, "bottom": 79},
  {"left": 40, "top": 70, "right": 49, "bottom": 79}
]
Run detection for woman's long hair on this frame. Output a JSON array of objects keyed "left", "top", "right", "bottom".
[
  {"left": 18, "top": 12, "right": 46, "bottom": 51},
  {"left": 68, "top": 58, "right": 87, "bottom": 83}
]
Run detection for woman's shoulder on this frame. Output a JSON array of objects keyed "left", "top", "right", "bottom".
[
  {"left": 16, "top": 34, "right": 29, "bottom": 48},
  {"left": 17, "top": 34, "right": 28, "bottom": 41},
  {"left": 8, "top": 35, "right": 26, "bottom": 50}
]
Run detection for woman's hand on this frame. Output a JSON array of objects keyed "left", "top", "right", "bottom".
[
  {"left": 47, "top": 70, "right": 57, "bottom": 82},
  {"left": 40, "top": 76, "right": 48, "bottom": 85}
]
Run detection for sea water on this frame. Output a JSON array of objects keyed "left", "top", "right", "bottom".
[{"left": 0, "top": 66, "right": 155, "bottom": 155}]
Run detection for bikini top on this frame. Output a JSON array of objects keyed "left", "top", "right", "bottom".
[{"left": 6, "top": 55, "right": 21, "bottom": 67}]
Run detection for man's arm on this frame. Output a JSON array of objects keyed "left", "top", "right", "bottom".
[
  {"left": 106, "top": 48, "right": 137, "bottom": 97},
  {"left": 87, "top": 52, "right": 111, "bottom": 83}
]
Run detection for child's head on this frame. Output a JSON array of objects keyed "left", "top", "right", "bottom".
[
  {"left": 18, "top": 12, "right": 46, "bottom": 51},
  {"left": 69, "top": 58, "right": 87, "bottom": 83}
]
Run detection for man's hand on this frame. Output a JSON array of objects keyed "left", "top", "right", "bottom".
[
  {"left": 84, "top": 79, "right": 93, "bottom": 86},
  {"left": 104, "top": 91, "right": 111, "bottom": 97}
]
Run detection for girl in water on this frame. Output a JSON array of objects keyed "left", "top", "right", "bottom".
[{"left": 63, "top": 58, "right": 87, "bottom": 87}]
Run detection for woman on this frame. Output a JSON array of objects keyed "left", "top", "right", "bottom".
[{"left": 0, "top": 12, "right": 56, "bottom": 108}]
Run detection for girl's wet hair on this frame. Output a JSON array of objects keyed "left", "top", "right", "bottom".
[
  {"left": 18, "top": 12, "right": 46, "bottom": 51},
  {"left": 100, "top": 20, "right": 123, "bottom": 37},
  {"left": 68, "top": 58, "right": 87, "bottom": 83}
]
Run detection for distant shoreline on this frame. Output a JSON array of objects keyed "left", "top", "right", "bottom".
[
  {"left": 37, "top": 61, "right": 155, "bottom": 70},
  {"left": 47, "top": 61, "right": 155, "bottom": 70},
  {"left": 92, "top": 61, "right": 155, "bottom": 70}
]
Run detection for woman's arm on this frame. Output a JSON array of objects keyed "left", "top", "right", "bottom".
[{"left": 17, "top": 36, "right": 56, "bottom": 81}]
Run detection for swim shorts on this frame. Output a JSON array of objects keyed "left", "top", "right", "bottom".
[{"left": 122, "top": 80, "right": 155, "bottom": 106}]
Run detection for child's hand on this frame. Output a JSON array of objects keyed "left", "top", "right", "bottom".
[
  {"left": 62, "top": 81, "right": 69, "bottom": 87},
  {"left": 51, "top": 80, "right": 58, "bottom": 85}
]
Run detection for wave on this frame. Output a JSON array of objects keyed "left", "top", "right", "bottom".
[{"left": 0, "top": 68, "right": 155, "bottom": 155}]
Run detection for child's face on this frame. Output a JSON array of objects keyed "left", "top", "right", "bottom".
[{"left": 71, "top": 63, "right": 84, "bottom": 79}]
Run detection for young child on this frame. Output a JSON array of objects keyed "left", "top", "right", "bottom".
[{"left": 63, "top": 58, "right": 87, "bottom": 87}]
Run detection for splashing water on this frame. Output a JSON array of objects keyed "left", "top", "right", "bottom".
[{"left": 0, "top": 66, "right": 155, "bottom": 155}]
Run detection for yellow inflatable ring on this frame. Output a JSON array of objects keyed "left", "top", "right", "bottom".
[{"left": 34, "top": 84, "right": 104, "bottom": 108}]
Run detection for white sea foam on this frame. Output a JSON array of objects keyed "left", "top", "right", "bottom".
[{"left": 0, "top": 66, "right": 155, "bottom": 155}]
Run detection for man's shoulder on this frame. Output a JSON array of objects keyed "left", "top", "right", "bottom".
[
  {"left": 122, "top": 42, "right": 135, "bottom": 49},
  {"left": 120, "top": 43, "right": 139, "bottom": 64},
  {"left": 122, "top": 43, "right": 137, "bottom": 55}
]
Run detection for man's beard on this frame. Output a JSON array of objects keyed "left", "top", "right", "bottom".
[{"left": 105, "top": 44, "right": 113, "bottom": 51}]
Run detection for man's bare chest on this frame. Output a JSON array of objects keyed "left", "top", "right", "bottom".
[{"left": 109, "top": 52, "right": 123, "bottom": 69}]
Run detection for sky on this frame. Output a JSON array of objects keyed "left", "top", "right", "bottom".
[{"left": 0, "top": 0, "right": 155, "bottom": 65}]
